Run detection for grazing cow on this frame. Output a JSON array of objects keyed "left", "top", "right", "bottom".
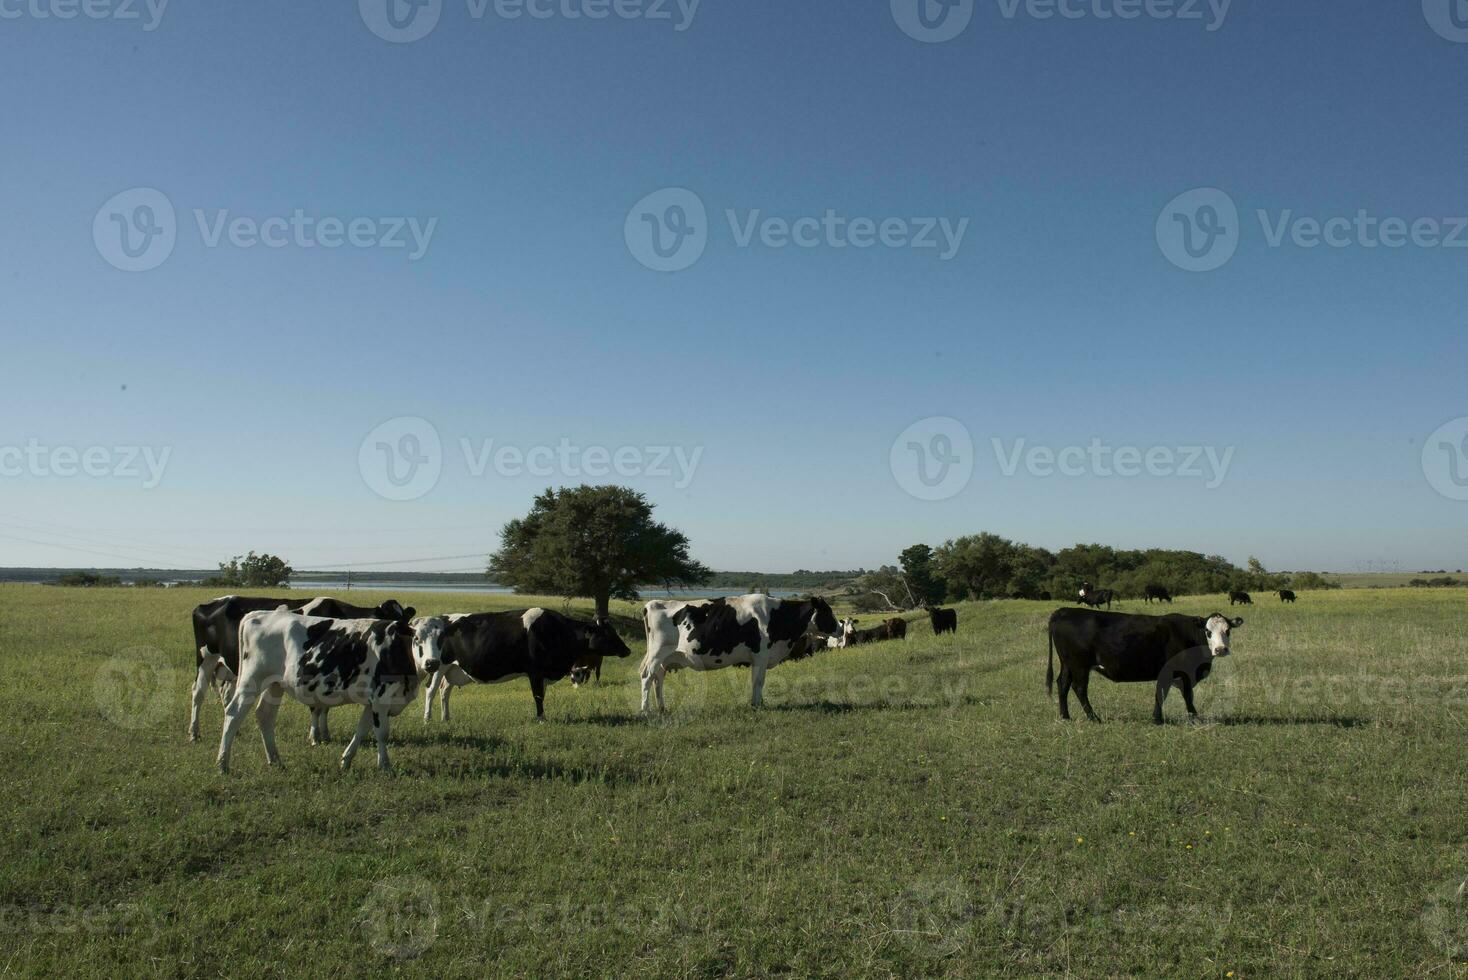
[
  {"left": 1039, "top": 591, "right": 1053, "bottom": 602},
  {"left": 1046, "top": 607, "right": 1243, "bottom": 722},
  {"left": 1143, "top": 585, "right": 1174, "bottom": 604},
  {"left": 836, "top": 617, "right": 904, "bottom": 648},
  {"left": 1077, "top": 584, "right": 1116, "bottom": 610},
  {"left": 1277, "top": 590, "right": 1297, "bottom": 603},
  {"left": 640, "top": 594, "right": 840, "bottom": 711},
  {"left": 188, "top": 595, "right": 413, "bottom": 742},
  {"left": 217, "top": 608, "right": 442, "bottom": 773},
  {"left": 928, "top": 606, "right": 958, "bottom": 635},
  {"left": 420, "top": 609, "right": 631, "bottom": 722},
  {"left": 1229, "top": 590, "right": 1253, "bottom": 606}
]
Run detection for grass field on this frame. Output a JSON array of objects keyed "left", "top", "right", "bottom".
[{"left": 1, "top": 584, "right": 1465, "bottom": 977}]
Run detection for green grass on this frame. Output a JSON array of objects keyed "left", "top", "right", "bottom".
[{"left": 1, "top": 584, "right": 1465, "bottom": 977}]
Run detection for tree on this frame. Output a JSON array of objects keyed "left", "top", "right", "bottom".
[
  {"left": 899, "top": 544, "right": 947, "bottom": 606},
  {"left": 934, "top": 533, "right": 1017, "bottom": 600},
  {"left": 488, "top": 485, "right": 711, "bottom": 619},
  {"left": 206, "top": 552, "right": 292, "bottom": 588},
  {"left": 853, "top": 565, "right": 914, "bottom": 611}
]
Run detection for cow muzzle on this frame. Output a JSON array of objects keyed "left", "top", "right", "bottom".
[{"left": 422, "top": 659, "right": 441, "bottom": 673}]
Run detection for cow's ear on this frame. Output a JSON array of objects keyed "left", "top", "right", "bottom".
[
  {"left": 401, "top": 607, "right": 416, "bottom": 621},
  {"left": 1230, "top": 617, "right": 1244, "bottom": 628}
]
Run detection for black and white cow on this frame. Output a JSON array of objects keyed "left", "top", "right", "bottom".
[
  {"left": 1277, "top": 590, "right": 1297, "bottom": 603},
  {"left": 837, "top": 617, "right": 906, "bottom": 647},
  {"left": 419, "top": 609, "right": 631, "bottom": 722},
  {"left": 1143, "top": 584, "right": 1174, "bottom": 604},
  {"left": 1046, "top": 607, "right": 1243, "bottom": 722},
  {"left": 640, "top": 594, "right": 840, "bottom": 711},
  {"left": 188, "top": 595, "right": 412, "bottom": 743},
  {"left": 1077, "top": 583, "right": 1116, "bottom": 609},
  {"left": 927, "top": 606, "right": 958, "bottom": 635},
  {"left": 216, "top": 608, "right": 443, "bottom": 773},
  {"left": 1229, "top": 590, "right": 1253, "bottom": 606}
]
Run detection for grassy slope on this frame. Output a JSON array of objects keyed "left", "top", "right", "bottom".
[{"left": 0, "top": 585, "right": 1465, "bottom": 978}]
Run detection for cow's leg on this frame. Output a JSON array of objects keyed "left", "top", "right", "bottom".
[
  {"left": 440, "top": 681, "right": 454, "bottom": 722},
  {"left": 653, "top": 664, "right": 666, "bottom": 712},
  {"left": 189, "top": 659, "right": 213, "bottom": 741},
  {"left": 256, "top": 684, "right": 285, "bottom": 767},
  {"left": 750, "top": 651, "right": 770, "bottom": 708},
  {"left": 1154, "top": 675, "right": 1173, "bottom": 725},
  {"left": 422, "top": 671, "right": 442, "bottom": 722},
  {"left": 1073, "top": 670, "right": 1102, "bottom": 723},
  {"left": 1179, "top": 677, "right": 1199, "bottom": 720},
  {"left": 216, "top": 675, "right": 260, "bottom": 774},
  {"left": 529, "top": 674, "right": 547, "bottom": 721},
  {"left": 341, "top": 706, "right": 373, "bottom": 770},
  {"left": 1057, "top": 667, "right": 1073, "bottom": 720},
  {"left": 371, "top": 707, "right": 392, "bottom": 772},
  {"left": 639, "top": 658, "right": 659, "bottom": 713}
]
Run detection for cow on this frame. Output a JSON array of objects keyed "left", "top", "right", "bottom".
[
  {"left": 1143, "top": 585, "right": 1174, "bottom": 604},
  {"left": 1077, "top": 584, "right": 1116, "bottom": 610},
  {"left": 927, "top": 606, "right": 958, "bottom": 635},
  {"left": 1277, "top": 590, "right": 1297, "bottom": 603},
  {"left": 419, "top": 609, "right": 631, "bottom": 723},
  {"left": 1046, "top": 607, "right": 1243, "bottom": 722},
  {"left": 1229, "top": 591, "right": 1253, "bottom": 606},
  {"left": 188, "top": 595, "right": 413, "bottom": 742},
  {"left": 836, "top": 617, "right": 903, "bottom": 648},
  {"left": 1154, "top": 645, "right": 1221, "bottom": 725},
  {"left": 216, "top": 608, "right": 443, "bottom": 773},
  {"left": 1039, "top": 591, "right": 1053, "bottom": 602},
  {"left": 639, "top": 594, "right": 840, "bottom": 711}
]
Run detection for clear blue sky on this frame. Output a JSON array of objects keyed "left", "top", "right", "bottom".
[{"left": 2, "top": 0, "right": 1465, "bottom": 575}]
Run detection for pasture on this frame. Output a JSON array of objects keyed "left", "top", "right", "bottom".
[{"left": 0, "top": 585, "right": 1465, "bottom": 977}]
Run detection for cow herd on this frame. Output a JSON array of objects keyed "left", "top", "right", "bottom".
[{"left": 189, "top": 584, "right": 1290, "bottom": 774}]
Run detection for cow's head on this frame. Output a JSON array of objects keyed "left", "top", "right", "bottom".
[
  {"left": 409, "top": 617, "right": 446, "bottom": 674},
  {"left": 377, "top": 600, "right": 415, "bottom": 622},
  {"left": 837, "top": 618, "right": 858, "bottom": 649},
  {"left": 586, "top": 617, "right": 632, "bottom": 659},
  {"left": 805, "top": 597, "right": 840, "bottom": 637},
  {"left": 1202, "top": 614, "right": 1243, "bottom": 657}
]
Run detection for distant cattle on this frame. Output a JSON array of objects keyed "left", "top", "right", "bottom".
[
  {"left": 1046, "top": 607, "right": 1243, "bottom": 722},
  {"left": 421, "top": 609, "right": 631, "bottom": 722},
  {"left": 1077, "top": 584, "right": 1116, "bottom": 610},
  {"left": 837, "top": 617, "right": 906, "bottom": 647},
  {"left": 1229, "top": 591, "right": 1253, "bottom": 606},
  {"left": 1277, "top": 590, "right": 1297, "bottom": 603},
  {"left": 1143, "top": 585, "right": 1174, "bottom": 604},
  {"left": 927, "top": 607, "right": 958, "bottom": 635},
  {"left": 217, "top": 608, "right": 442, "bottom": 773},
  {"left": 1039, "top": 591, "right": 1053, "bottom": 602},
  {"left": 639, "top": 594, "right": 839, "bottom": 711}
]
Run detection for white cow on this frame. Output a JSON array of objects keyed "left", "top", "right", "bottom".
[
  {"left": 216, "top": 608, "right": 444, "bottom": 774},
  {"left": 639, "top": 594, "right": 840, "bottom": 712}
]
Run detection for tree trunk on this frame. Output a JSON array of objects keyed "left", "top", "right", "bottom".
[{"left": 595, "top": 592, "right": 611, "bottom": 622}]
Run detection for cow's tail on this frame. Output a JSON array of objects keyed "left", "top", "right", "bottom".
[{"left": 1046, "top": 622, "right": 1055, "bottom": 698}]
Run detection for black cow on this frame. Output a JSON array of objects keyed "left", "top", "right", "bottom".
[
  {"left": 1229, "top": 591, "right": 1253, "bottom": 606},
  {"left": 188, "top": 594, "right": 411, "bottom": 742},
  {"left": 1046, "top": 608, "right": 1243, "bottom": 722},
  {"left": 1077, "top": 583, "right": 1116, "bottom": 609},
  {"left": 421, "top": 608, "right": 631, "bottom": 722},
  {"left": 1277, "top": 590, "right": 1297, "bottom": 603},
  {"left": 300, "top": 597, "right": 413, "bottom": 621},
  {"left": 1153, "top": 646, "right": 1219, "bottom": 725},
  {"left": 928, "top": 607, "right": 958, "bottom": 635},
  {"left": 837, "top": 617, "right": 905, "bottom": 647},
  {"left": 1143, "top": 585, "right": 1173, "bottom": 604},
  {"left": 1039, "top": 591, "right": 1053, "bottom": 602}
]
